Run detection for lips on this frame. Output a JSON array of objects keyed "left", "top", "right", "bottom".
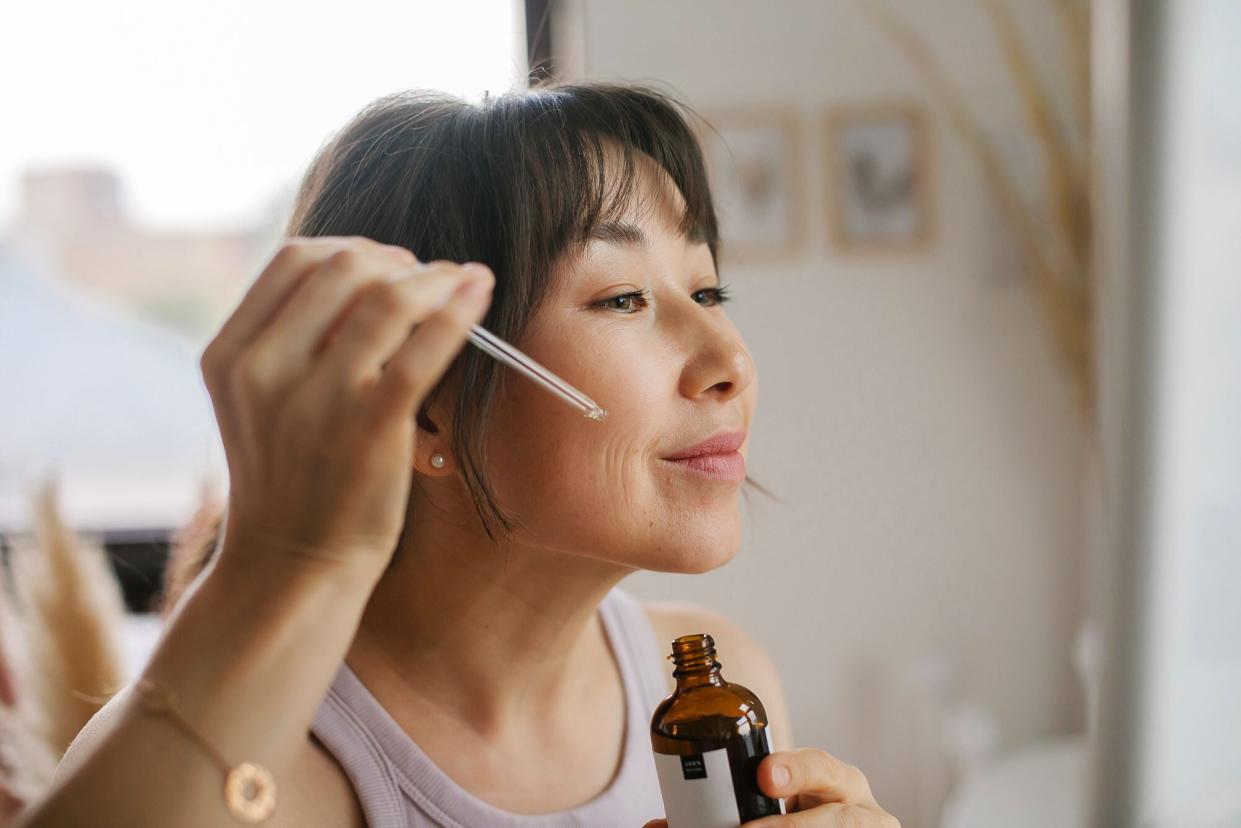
[{"left": 662, "top": 429, "right": 748, "bottom": 481}]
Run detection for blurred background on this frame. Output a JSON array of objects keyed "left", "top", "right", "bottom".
[{"left": 0, "top": 1, "right": 1237, "bottom": 826}]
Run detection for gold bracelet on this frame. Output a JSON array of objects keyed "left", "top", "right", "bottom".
[{"left": 133, "top": 677, "right": 277, "bottom": 823}]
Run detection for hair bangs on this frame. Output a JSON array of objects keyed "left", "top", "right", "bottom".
[{"left": 488, "top": 83, "right": 719, "bottom": 281}]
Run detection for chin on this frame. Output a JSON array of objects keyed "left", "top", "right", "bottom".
[{"left": 639, "top": 527, "right": 741, "bottom": 575}]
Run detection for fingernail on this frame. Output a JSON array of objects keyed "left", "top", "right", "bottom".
[{"left": 771, "top": 763, "right": 790, "bottom": 788}]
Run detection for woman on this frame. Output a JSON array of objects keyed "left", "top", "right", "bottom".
[{"left": 21, "top": 81, "right": 898, "bottom": 827}]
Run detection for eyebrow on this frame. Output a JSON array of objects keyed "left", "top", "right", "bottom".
[{"left": 589, "top": 220, "right": 648, "bottom": 246}]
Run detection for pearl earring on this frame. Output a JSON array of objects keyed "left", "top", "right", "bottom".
[{"left": 430, "top": 453, "right": 446, "bottom": 469}]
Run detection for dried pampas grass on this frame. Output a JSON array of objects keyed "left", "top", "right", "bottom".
[
  {"left": 863, "top": 0, "right": 1095, "bottom": 421},
  {"left": 0, "top": 577, "right": 50, "bottom": 818},
  {"left": 156, "top": 484, "right": 225, "bottom": 618},
  {"left": 0, "top": 478, "right": 127, "bottom": 808}
]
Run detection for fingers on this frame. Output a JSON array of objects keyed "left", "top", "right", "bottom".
[
  {"left": 198, "top": 237, "right": 413, "bottom": 451},
  {"left": 312, "top": 263, "right": 484, "bottom": 387},
  {"left": 757, "top": 749, "right": 875, "bottom": 805},
  {"left": 206, "top": 237, "right": 410, "bottom": 361},
  {"left": 368, "top": 266, "right": 495, "bottom": 421},
  {"left": 744, "top": 803, "right": 900, "bottom": 828},
  {"left": 245, "top": 242, "right": 420, "bottom": 375}
]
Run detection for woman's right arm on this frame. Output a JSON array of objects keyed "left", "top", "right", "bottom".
[{"left": 17, "top": 237, "right": 494, "bottom": 828}]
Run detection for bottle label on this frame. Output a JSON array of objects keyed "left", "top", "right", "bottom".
[
  {"left": 653, "top": 728, "right": 785, "bottom": 827},
  {"left": 654, "top": 747, "right": 740, "bottom": 827}
]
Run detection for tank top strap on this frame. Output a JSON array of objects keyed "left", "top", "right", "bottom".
[
  {"left": 599, "top": 585, "right": 672, "bottom": 713},
  {"left": 309, "top": 585, "right": 670, "bottom": 827},
  {"left": 311, "top": 664, "right": 409, "bottom": 828}
]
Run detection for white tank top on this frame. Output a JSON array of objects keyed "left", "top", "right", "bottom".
[{"left": 310, "top": 586, "right": 670, "bottom": 827}]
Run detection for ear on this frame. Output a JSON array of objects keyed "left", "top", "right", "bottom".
[{"left": 413, "top": 399, "right": 454, "bottom": 478}]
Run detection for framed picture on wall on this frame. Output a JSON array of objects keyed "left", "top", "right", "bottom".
[
  {"left": 824, "top": 103, "right": 934, "bottom": 253},
  {"left": 696, "top": 109, "right": 803, "bottom": 262}
]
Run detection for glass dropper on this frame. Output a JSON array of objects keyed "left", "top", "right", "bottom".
[{"left": 467, "top": 324, "right": 607, "bottom": 421}]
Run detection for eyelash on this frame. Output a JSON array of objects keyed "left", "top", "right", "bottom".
[{"left": 592, "top": 284, "right": 733, "bottom": 314}]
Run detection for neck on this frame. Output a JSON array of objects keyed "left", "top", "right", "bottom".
[{"left": 346, "top": 496, "right": 634, "bottom": 737}]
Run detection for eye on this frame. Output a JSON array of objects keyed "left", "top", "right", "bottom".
[
  {"left": 692, "top": 284, "right": 732, "bottom": 307},
  {"left": 592, "top": 288, "right": 651, "bottom": 314}
]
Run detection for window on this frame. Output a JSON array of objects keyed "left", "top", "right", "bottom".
[{"left": 0, "top": 1, "right": 526, "bottom": 606}]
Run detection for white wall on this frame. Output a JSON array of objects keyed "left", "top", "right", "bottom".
[{"left": 556, "top": 2, "right": 1090, "bottom": 823}]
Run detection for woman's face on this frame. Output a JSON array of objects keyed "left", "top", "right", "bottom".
[{"left": 480, "top": 164, "right": 758, "bottom": 574}]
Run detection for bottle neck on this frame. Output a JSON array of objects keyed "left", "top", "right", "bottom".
[{"left": 669, "top": 633, "right": 726, "bottom": 690}]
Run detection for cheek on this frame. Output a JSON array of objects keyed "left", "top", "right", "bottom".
[
  {"left": 475, "top": 322, "right": 744, "bottom": 572},
  {"left": 481, "top": 374, "right": 659, "bottom": 540},
  {"left": 480, "top": 382, "right": 743, "bottom": 573},
  {"left": 487, "top": 322, "right": 659, "bottom": 507}
]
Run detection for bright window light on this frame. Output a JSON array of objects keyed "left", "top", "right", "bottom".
[{"left": 0, "top": 0, "right": 526, "bottom": 230}]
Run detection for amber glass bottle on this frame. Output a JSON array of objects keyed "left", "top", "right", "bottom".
[{"left": 650, "top": 633, "right": 784, "bottom": 827}]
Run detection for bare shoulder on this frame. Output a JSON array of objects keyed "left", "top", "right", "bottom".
[
  {"left": 295, "top": 734, "right": 367, "bottom": 827},
  {"left": 56, "top": 685, "right": 136, "bottom": 781},
  {"left": 642, "top": 601, "right": 795, "bottom": 751},
  {"left": 58, "top": 685, "right": 365, "bottom": 827}
]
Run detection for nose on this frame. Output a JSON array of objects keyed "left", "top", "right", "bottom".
[{"left": 676, "top": 317, "right": 756, "bottom": 404}]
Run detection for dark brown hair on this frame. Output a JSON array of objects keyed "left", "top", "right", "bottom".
[{"left": 161, "top": 80, "right": 723, "bottom": 611}]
